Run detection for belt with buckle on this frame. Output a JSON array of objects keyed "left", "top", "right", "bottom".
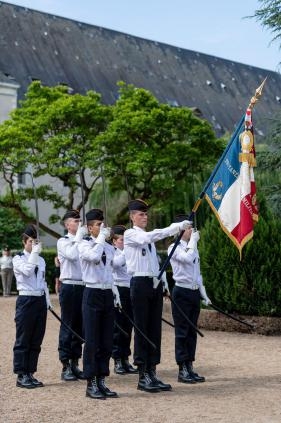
[
  {"left": 133, "top": 272, "right": 155, "bottom": 278},
  {"left": 85, "top": 283, "right": 112, "bottom": 290},
  {"left": 175, "top": 282, "right": 199, "bottom": 290},
  {"left": 62, "top": 279, "right": 85, "bottom": 286},
  {"left": 19, "top": 290, "right": 45, "bottom": 296}
]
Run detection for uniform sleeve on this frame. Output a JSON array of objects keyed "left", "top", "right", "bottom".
[
  {"left": 125, "top": 226, "right": 172, "bottom": 246},
  {"left": 12, "top": 255, "right": 37, "bottom": 277},
  {"left": 167, "top": 243, "right": 197, "bottom": 264},
  {"left": 57, "top": 238, "right": 79, "bottom": 261},
  {"left": 198, "top": 273, "right": 203, "bottom": 286},
  {"left": 78, "top": 239, "right": 104, "bottom": 263},
  {"left": 112, "top": 250, "right": 126, "bottom": 269}
]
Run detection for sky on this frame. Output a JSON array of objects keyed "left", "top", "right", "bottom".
[{"left": 4, "top": 0, "right": 281, "bottom": 72}]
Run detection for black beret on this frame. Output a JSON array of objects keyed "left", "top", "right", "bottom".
[
  {"left": 86, "top": 208, "right": 104, "bottom": 222},
  {"left": 174, "top": 213, "right": 193, "bottom": 223},
  {"left": 23, "top": 224, "right": 38, "bottom": 239},
  {"left": 128, "top": 199, "right": 149, "bottom": 212},
  {"left": 62, "top": 209, "right": 80, "bottom": 221},
  {"left": 112, "top": 225, "right": 126, "bottom": 235}
]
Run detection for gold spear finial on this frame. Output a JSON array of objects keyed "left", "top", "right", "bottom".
[{"left": 248, "top": 77, "right": 267, "bottom": 110}]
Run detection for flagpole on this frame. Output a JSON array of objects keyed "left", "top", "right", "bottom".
[
  {"left": 158, "top": 78, "right": 266, "bottom": 280},
  {"left": 190, "top": 78, "right": 267, "bottom": 209}
]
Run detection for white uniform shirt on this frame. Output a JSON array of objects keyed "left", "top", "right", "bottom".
[
  {"left": 78, "top": 237, "right": 114, "bottom": 286},
  {"left": 12, "top": 250, "right": 47, "bottom": 292},
  {"left": 57, "top": 233, "right": 82, "bottom": 281},
  {"left": 112, "top": 248, "right": 131, "bottom": 287},
  {"left": 0, "top": 255, "right": 13, "bottom": 270},
  {"left": 167, "top": 240, "right": 203, "bottom": 287},
  {"left": 124, "top": 225, "right": 172, "bottom": 276}
]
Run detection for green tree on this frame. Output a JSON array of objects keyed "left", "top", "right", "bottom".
[
  {"left": 98, "top": 83, "right": 224, "bottom": 221},
  {"left": 0, "top": 82, "right": 112, "bottom": 237},
  {"left": 199, "top": 198, "right": 281, "bottom": 316},
  {"left": 251, "top": 0, "right": 281, "bottom": 49},
  {"left": 0, "top": 208, "right": 25, "bottom": 250},
  {"left": 256, "top": 114, "right": 281, "bottom": 217}
]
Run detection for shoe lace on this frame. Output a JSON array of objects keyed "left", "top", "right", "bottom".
[
  {"left": 91, "top": 377, "right": 99, "bottom": 388},
  {"left": 99, "top": 377, "right": 107, "bottom": 389},
  {"left": 149, "top": 369, "right": 158, "bottom": 382},
  {"left": 143, "top": 372, "right": 152, "bottom": 384}
]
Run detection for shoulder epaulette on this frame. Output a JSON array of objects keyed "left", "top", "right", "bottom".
[
  {"left": 64, "top": 236, "right": 69, "bottom": 239},
  {"left": 15, "top": 252, "right": 24, "bottom": 257},
  {"left": 84, "top": 236, "right": 91, "bottom": 241}
]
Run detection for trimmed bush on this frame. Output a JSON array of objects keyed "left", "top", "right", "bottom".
[
  {"left": 199, "top": 202, "right": 281, "bottom": 316},
  {"left": 41, "top": 249, "right": 57, "bottom": 293}
]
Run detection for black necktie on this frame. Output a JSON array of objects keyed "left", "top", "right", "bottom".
[
  {"left": 102, "top": 251, "right": 106, "bottom": 265},
  {"left": 35, "top": 266, "right": 38, "bottom": 276},
  {"left": 148, "top": 244, "right": 152, "bottom": 252}
]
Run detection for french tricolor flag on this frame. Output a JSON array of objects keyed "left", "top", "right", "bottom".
[{"left": 204, "top": 109, "right": 258, "bottom": 258}]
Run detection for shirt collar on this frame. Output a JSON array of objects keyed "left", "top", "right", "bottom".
[
  {"left": 180, "top": 239, "right": 188, "bottom": 248},
  {"left": 133, "top": 225, "right": 145, "bottom": 232}
]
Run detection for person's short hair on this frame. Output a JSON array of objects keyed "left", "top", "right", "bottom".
[
  {"left": 174, "top": 213, "right": 192, "bottom": 223},
  {"left": 128, "top": 199, "right": 149, "bottom": 212},
  {"left": 62, "top": 209, "right": 80, "bottom": 221},
  {"left": 3, "top": 245, "right": 10, "bottom": 252},
  {"left": 112, "top": 225, "right": 126, "bottom": 236},
  {"left": 22, "top": 224, "right": 37, "bottom": 239},
  {"left": 86, "top": 208, "right": 104, "bottom": 223}
]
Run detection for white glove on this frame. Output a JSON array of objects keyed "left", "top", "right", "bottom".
[
  {"left": 161, "top": 272, "right": 170, "bottom": 296},
  {"left": 28, "top": 242, "right": 42, "bottom": 265},
  {"left": 73, "top": 222, "right": 88, "bottom": 242},
  {"left": 112, "top": 285, "right": 121, "bottom": 308},
  {"left": 168, "top": 220, "right": 192, "bottom": 236},
  {"left": 95, "top": 223, "right": 111, "bottom": 245},
  {"left": 31, "top": 241, "right": 42, "bottom": 254},
  {"left": 187, "top": 230, "right": 200, "bottom": 250},
  {"left": 44, "top": 286, "right": 52, "bottom": 309},
  {"left": 199, "top": 285, "right": 211, "bottom": 306},
  {"left": 153, "top": 277, "right": 161, "bottom": 289}
]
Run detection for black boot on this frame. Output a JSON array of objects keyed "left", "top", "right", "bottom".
[
  {"left": 114, "top": 358, "right": 127, "bottom": 375},
  {"left": 86, "top": 377, "right": 106, "bottom": 400},
  {"left": 148, "top": 366, "right": 172, "bottom": 391},
  {"left": 16, "top": 374, "right": 36, "bottom": 389},
  {"left": 187, "top": 361, "right": 206, "bottom": 383},
  {"left": 61, "top": 360, "right": 77, "bottom": 381},
  {"left": 97, "top": 376, "right": 118, "bottom": 398},
  {"left": 178, "top": 363, "right": 197, "bottom": 384},
  {"left": 28, "top": 373, "right": 44, "bottom": 387},
  {"left": 122, "top": 358, "right": 138, "bottom": 374},
  {"left": 70, "top": 359, "right": 85, "bottom": 380},
  {"left": 137, "top": 366, "right": 160, "bottom": 393}
]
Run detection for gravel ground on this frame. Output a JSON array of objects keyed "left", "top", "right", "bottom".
[{"left": 1, "top": 295, "right": 281, "bottom": 423}]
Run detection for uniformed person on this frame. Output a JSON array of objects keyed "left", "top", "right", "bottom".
[
  {"left": 13, "top": 224, "right": 51, "bottom": 389},
  {"left": 78, "top": 209, "right": 121, "bottom": 400},
  {"left": 124, "top": 199, "right": 190, "bottom": 393},
  {"left": 168, "top": 214, "right": 211, "bottom": 384},
  {"left": 111, "top": 224, "right": 137, "bottom": 375},
  {"left": 0, "top": 246, "right": 13, "bottom": 297},
  {"left": 57, "top": 209, "right": 87, "bottom": 381}
]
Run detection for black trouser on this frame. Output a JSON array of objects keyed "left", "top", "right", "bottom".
[
  {"left": 112, "top": 286, "right": 133, "bottom": 360},
  {"left": 82, "top": 287, "right": 114, "bottom": 378},
  {"left": 130, "top": 277, "right": 163, "bottom": 368},
  {"left": 171, "top": 286, "right": 201, "bottom": 364},
  {"left": 13, "top": 295, "right": 47, "bottom": 374},
  {"left": 58, "top": 283, "right": 84, "bottom": 362}
]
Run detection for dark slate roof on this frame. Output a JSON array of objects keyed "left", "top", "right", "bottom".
[
  {"left": 0, "top": 68, "right": 19, "bottom": 85},
  {"left": 0, "top": 1, "right": 280, "bottom": 136}
]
